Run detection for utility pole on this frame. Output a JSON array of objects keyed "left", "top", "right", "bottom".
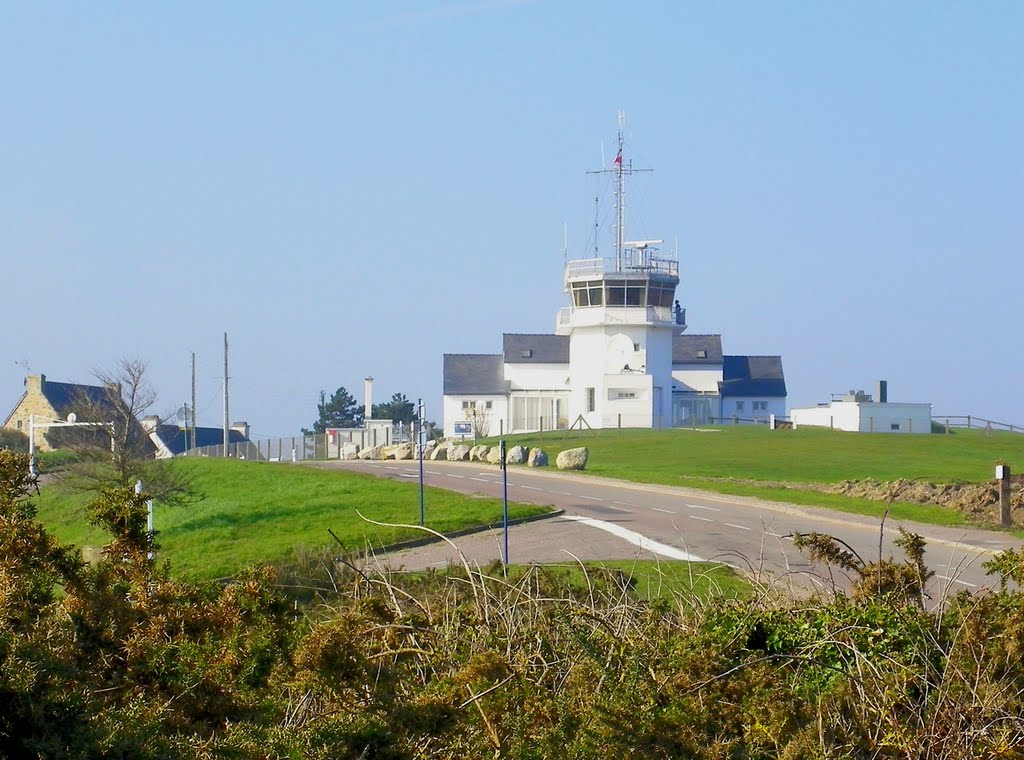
[
  {"left": 223, "top": 332, "right": 229, "bottom": 457},
  {"left": 191, "top": 351, "right": 197, "bottom": 451}
]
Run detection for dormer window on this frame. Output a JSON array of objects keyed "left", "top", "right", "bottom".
[
  {"left": 696, "top": 350, "right": 707, "bottom": 359},
  {"left": 521, "top": 349, "right": 533, "bottom": 358}
]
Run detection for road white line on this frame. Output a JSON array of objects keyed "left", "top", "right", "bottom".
[
  {"left": 446, "top": 474, "right": 466, "bottom": 479},
  {"left": 937, "top": 574, "right": 978, "bottom": 588},
  {"left": 652, "top": 508, "right": 676, "bottom": 514},
  {"left": 469, "top": 477, "right": 490, "bottom": 482},
  {"left": 563, "top": 515, "right": 704, "bottom": 562},
  {"left": 426, "top": 470, "right": 441, "bottom": 475},
  {"left": 385, "top": 466, "right": 401, "bottom": 471},
  {"left": 519, "top": 485, "right": 542, "bottom": 491},
  {"left": 724, "top": 522, "right": 751, "bottom": 531},
  {"left": 614, "top": 501, "right": 640, "bottom": 508},
  {"left": 580, "top": 495, "right": 603, "bottom": 501},
  {"left": 686, "top": 504, "right": 720, "bottom": 512},
  {"left": 605, "top": 505, "right": 631, "bottom": 512},
  {"left": 554, "top": 491, "right": 572, "bottom": 496},
  {"left": 689, "top": 515, "right": 714, "bottom": 523},
  {"left": 398, "top": 473, "right": 419, "bottom": 478}
]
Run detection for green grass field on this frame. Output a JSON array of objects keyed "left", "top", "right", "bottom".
[{"left": 33, "top": 458, "right": 551, "bottom": 581}]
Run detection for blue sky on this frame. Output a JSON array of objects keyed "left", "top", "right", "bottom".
[{"left": 2, "top": 1, "right": 1021, "bottom": 437}]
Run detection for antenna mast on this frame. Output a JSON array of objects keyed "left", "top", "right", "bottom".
[{"left": 586, "top": 111, "right": 651, "bottom": 270}]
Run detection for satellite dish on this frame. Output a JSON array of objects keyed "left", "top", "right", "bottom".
[
  {"left": 606, "top": 333, "right": 636, "bottom": 373},
  {"left": 67, "top": 413, "right": 77, "bottom": 423}
]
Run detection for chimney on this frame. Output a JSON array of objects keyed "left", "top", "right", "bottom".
[
  {"left": 25, "top": 374, "right": 45, "bottom": 393},
  {"left": 230, "top": 421, "right": 250, "bottom": 440},
  {"left": 876, "top": 380, "right": 888, "bottom": 404},
  {"left": 364, "top": 376, "right": 374, "bottom": 426}
]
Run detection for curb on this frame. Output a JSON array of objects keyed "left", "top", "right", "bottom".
[{"left": 351, "top": 508, "right": 565, "bottom": 558}]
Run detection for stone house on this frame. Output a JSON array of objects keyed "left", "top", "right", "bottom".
[{"left": 2, "top": 374, "right": 127, "bottom": 452}]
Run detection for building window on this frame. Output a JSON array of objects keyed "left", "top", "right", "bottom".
[
  {"left": 735, "top": 401, "right": 745, "bottom": 412},
  {"left": 891, "top": 423, "right": 901, "bottom": 431},
  {"left": 752, "top": 401, "right": 768, "bottom": 412},
  {"left": 520, "top": 349, "right": 532, "bottom": 358},
  {"left": 485, "top": 401, "right": 492, "bottom": 409},
  {"left": 616, "top": 391, "right": 636, "bottom": 399},
  {"left": 696, "top": 350, "right": 707, "bottom": 359},
  {"left": 462, "top": 400, "right": 476, "bottom": 410},
  {"left": 586, "top": 387, "right": 595, "bottom": 413},
  {"left": 16, "top": 420, "right": 22, "bottom": 430}
]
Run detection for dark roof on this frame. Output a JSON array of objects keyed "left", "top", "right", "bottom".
[
  {"left": 42, "top": 380, "right": 122, "bottom": 416},
  {"left": 503, "top": 334, "right": 570, "bottom": 364},
  {"left": 720, "top": 355, "right": 787, "bottom": 397},
  {"left": 672, "top": 334, "right": 723, "bottom": 364},
  {"left": 153, "top": 425, "right": 250, "bottom": 456},
  {"left": 443, "top": 354, "right": 508, "bottom": 395}
]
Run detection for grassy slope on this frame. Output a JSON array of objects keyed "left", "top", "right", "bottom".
[
  {"left": 34, "top": 458, "right": 551, "bottom": 581},
  {"left": 487, "top": 426, "right": 1024, "bottom": 526}
]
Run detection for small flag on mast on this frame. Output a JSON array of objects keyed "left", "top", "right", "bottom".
[{"left": 613, "top": 149, "right": 622, "bottom": 166}]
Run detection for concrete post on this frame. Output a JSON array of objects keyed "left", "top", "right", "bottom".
[{"left": 998, "top": 464, "right": 1012, "bottom": 528}]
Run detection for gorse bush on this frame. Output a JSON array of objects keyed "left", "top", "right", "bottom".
[{"left": 2, "top": 448, "right": 1024, "bottom": 757}]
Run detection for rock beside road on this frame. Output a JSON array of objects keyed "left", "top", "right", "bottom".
[
  {"left": 527, "top": 448, "right": 548, "bottom": 467},
  {"left": 556, "top": 447, "right": 588, "bottom": 471}
]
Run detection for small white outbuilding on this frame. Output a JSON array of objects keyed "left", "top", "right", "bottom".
[{"left": 791, "top": 384, "right": 931, "bottom": 434}]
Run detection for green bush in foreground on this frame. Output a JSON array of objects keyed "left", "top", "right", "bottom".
[{"left": 3, "top": 449, "right": 1024, "bottom": 757}]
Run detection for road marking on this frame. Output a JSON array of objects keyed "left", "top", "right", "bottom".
[
  {"left": 398, "top": 473, "right": 419, "bottom": 478},
  {"left": 652, "top": 508, "right": 676, "bottom": 514},
  {"left": 580, "top": 495, "right": 603, "bottom": 501},
  {"left": 446, "top": 474, "right": 466, "bottom": 479},
  {"left": 563, "top": 515, "right": 704, "bottom": 562},
  {"left": 385, "top": 466, "right": 401, "bottom": 471},
  {"left": 724, "top": 522, "right": 751, "bottom": 531},
  {"left": 519, "top": 485, "right": 542, "bottom": 491},
  {"left": 937, "top": 574, "right": 978, "bottom": 588},
  {"left": 689, "top": 515, "right": 714, "bottom": 523},
  {"left": 426, "top": 470, "right": 441, "bottom": 475},
  {"left": 470, "top": 477, "right": 489, "bottom": 482},
  {"left": 686, "top": 504, "right": 720, "bottom": 512},
  {"left": 554, "top": 491, "right": 572, "bottom": 496},
  {"left": 614, "top": 501, "right": 640, "bottom": 508},
  {"left": 605, "top": 505, "right": 631, "bottom": 512}
]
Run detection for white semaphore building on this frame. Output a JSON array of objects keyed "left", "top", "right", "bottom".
[{"left": 443, "top": 119, "right": 786, "bottom": 437}]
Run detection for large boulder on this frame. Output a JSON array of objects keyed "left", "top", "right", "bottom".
[
  {"left": 527, "top": 448, "right": 548, "bottom": 467},
  {"left": 448, "top": 444, "right": 470, "bottom": 462},
  {"left": 470, "top": 445, "right": 489, "bottom": 462},
  {"left": 556, "top": 447, "right": 588, "bottom": 471},
  {"left": 486, "top": 446, "right": 504, "bottom": 465},
  {"left": 429, "top": 442, "right": 449, "bottom": 461},
  {"left": 382, "top": 443, "right": 413, "bottom": 460},
  {"left": 358, "top": 445, "right": 384, "bottom": 460},
  {"left": 506, "top": 445, "right": 528, "bottom": 465},
  {"left": 340, "top": 442, "right": 359, "bottom": 460}
]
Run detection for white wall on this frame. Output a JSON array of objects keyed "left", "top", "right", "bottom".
[
  {"left": 672, "top": 365, "right": 723, "bottom": 393},
  {"left": 504, "top": 363, "right": 568, "bottom": 391},
  {"left": 442, "top": 394, "right": 509, "bottom": 438},
  {"left": 791, "top": 401, "right": 931, "bottom": 434},
  {"left": 720, "top": 397, "right": 787, "bottom": 422}
]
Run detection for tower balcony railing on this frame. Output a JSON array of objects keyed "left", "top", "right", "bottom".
[
  {"left": 564, "top": 251, "right": 679, "bottom": 285},
  {"left": 556, "top": 304, "right": 676, "bottom": 331}
]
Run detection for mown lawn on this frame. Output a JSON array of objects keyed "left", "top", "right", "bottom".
[{"left": 33, "top": 458, "right": 552, "bottom": 581}]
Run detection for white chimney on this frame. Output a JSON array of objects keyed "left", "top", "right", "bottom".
[{"left": 364, "top": 376, "right": 374, "bottom": 426}]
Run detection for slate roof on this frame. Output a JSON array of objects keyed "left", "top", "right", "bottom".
[
  {"left": 153, "top": 425, "right": 250, "bottom": 456},
  {"left": 672, "top": 334, "right": 723, "bottom": 364},
  {"left": 720, "top": 355, "right": 787, "bottom": 397},
  {"left": 42, "top": 380, "right": 123, "bottom": 416},
  {"left": 443, "top": 354, "right": 509, "bottom": 395},
  {"left": 503, "top": 334, "right": 570, "bottom": 364}
]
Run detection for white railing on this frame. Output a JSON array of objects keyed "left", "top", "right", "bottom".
[
  {"left": 564, "top": 252, "right": 679, "bottom": 283},
  {"left": 557, "top": 305, "right": 674, "bottom": 327}
]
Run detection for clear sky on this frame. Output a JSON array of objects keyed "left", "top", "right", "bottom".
[{"left": 2, "top": 1, "right": 1021, "bottom": 437}]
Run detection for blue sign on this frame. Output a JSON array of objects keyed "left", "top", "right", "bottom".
[{"left": 453, "top": 421, "right": 473, "bottom": 435}]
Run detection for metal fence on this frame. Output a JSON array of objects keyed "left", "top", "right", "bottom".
[{"left": 182, "top": 424, "right": 414, "bottom": 462}]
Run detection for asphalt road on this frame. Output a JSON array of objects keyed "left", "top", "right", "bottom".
[{"left": 308, "top": 458, "right": 1023, "bottom": 599}]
